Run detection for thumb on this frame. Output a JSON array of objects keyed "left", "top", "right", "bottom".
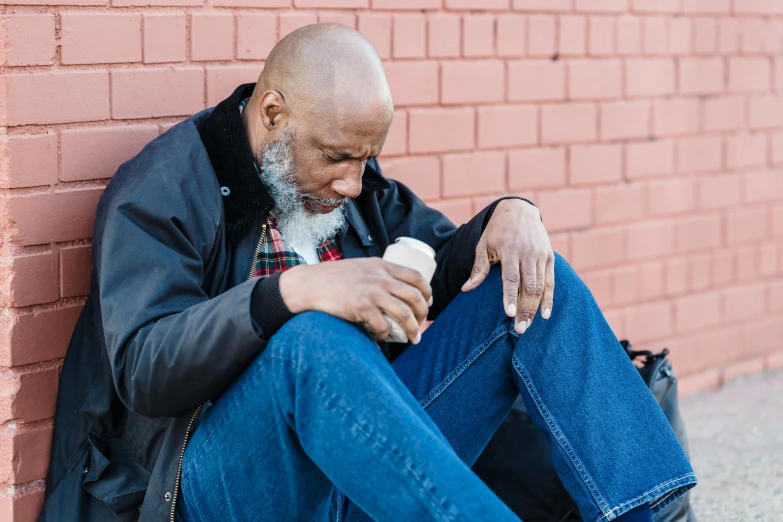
[{"left": 462, "top": 242, "right": 490, "bottom": 292}]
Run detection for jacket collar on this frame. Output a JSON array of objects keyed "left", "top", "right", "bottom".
[{"left": 199, "top": 83, "right": 390, "bottom": 245}]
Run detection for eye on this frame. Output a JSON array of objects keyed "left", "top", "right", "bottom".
[{"left": 323, "top": 152, "right": 342, "bottom": 163}]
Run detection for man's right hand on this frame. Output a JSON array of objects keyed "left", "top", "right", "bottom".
[{"left": 278, "top": 258, "right": 432, "bottom": 344}]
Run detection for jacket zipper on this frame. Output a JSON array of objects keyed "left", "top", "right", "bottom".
[
  {"left": 247, "top": 223, "right": 268, "bottom": 281},
  {"left": 169, "top": 405, "right": 202, "bottom": 522},
  {"left": 169, "top": 225, "right": 269, "bottom": 520}
]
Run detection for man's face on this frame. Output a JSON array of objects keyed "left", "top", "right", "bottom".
[
  {"left": 258, "top": 98, "right": 392, "bottom": 247},
  {"left": 280, "top": 99, "right": 392, "bottom": 214}
]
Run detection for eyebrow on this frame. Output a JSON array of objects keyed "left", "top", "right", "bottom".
[{"left": 324, "top": 148, "right": 370, "bottom": 160}]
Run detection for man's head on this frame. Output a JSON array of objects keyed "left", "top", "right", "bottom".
[{"left": 243, "top": 23, "right": 394, "bottom": 247}]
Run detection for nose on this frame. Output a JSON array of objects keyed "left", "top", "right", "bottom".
[{"left": 330, "top": 160, "right": 365, "bottom": 200}]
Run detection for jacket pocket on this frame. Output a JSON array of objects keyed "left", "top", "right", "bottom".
[{"left": 83, "top": 435, "right": 151, "bottom": 516}]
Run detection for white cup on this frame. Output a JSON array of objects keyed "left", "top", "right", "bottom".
[{"left": 381, "top": 237, "right": 437, "bottom": 343}]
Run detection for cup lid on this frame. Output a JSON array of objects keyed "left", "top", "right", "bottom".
[{"left": 393, "top": 237, "right": 436, "bottom": 259}]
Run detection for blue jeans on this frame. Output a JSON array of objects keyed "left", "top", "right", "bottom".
[{"left": 178, "top": 255, "right": 696, "bottom": 522}]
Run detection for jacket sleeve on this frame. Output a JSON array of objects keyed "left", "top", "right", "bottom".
[
  {"left": 94, "top": 156, "right": 270, "bottom": 419},
  {"left": 373, "top": 159, "right": 536, "bottom": 319}
]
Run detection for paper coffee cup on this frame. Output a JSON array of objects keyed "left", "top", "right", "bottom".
[{"left": 381, "top": 237, "right": 437, "bottom": 343}]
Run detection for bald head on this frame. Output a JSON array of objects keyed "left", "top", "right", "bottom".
[{"left": 255, "top": 23, "right": 393, "bottom": 121}]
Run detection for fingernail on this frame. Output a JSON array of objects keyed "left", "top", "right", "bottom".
[
  {"left": 516, "top": 321, "right": 527, "bottom": 334},
  {"left": 507, "top": 303, "right": 516, "bottom": 317},
  {"left": 527, "top": 318, "right": 532, "bottom": 328},
  {"left": 414, "top": 332, "right": 422, "bottom": 344},
  {"left": 543, "top": 308, "right": 551, "bottom": 319},
  {"left": 428, "top": 296, "right": 434, "bottom": 307}
]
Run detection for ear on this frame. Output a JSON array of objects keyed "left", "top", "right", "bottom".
[{"left": 258, "top": 90, "right": 288, "bottom": 132}]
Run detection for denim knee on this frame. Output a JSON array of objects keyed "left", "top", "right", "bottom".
[
  {"left": 551, "top": 252, "right": 593, "bottom": 304},
  {"left": 464, "top": 264, "right": 505, "bottom": 302},
  {"left": 266, "top": 311, "right": 381, "bottom": 370}
]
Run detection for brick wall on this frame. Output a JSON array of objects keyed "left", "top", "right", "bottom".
[{"left": 2, "top": 0, "right": 783, "bottom": 518}]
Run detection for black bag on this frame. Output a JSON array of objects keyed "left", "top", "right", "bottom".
[{"left": 472, "top": 340, "right": 697, "bottom": 522}]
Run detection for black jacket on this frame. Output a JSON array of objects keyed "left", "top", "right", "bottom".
[{"left": 40, "top": 84, "right": 526, "bottom": 521}]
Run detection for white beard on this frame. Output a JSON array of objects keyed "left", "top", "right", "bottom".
[{"left": 260, "top": 127, "right": 347, "bottom": 248}]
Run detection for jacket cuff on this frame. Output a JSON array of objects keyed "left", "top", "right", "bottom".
[
  {"left": 250, "top": 271, "right": 294, "bottom": 338},
  {"left": 481, "top": 196, "right": 540, "bottom": 231}
]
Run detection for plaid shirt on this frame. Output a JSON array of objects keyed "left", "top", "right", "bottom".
[{"left": 249, "top": 215, "right": 343, "bottom": 279}]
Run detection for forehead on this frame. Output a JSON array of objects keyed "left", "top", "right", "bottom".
[{"left": 306, "top": 97, "right": 392, "bottom": 151}]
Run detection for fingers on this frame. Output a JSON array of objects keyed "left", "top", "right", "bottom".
[
  {"left": 529, "top": 257, "right": 547, "bottom": 324},
  {"left": 386, "top": 278, "right": 429, "bottom": 323},
  {"left": 515, "top": 252, "right": 547, "bottom": 334},
  {"left": 501, "top": 251, "right": 521, "bottom": 318},
  {"left": 383, "top": 262, "right": 432, "bottom": 304},
  {"left": 515, "top": 257, "right": 538, "bottom": 334},
  {"left": 355, "top": 259, "right": 430, "bottom": 343},
  {"left": 542, "top": 252, "right": 555, "bottom": 320},
  {"left": 374, "top": 292, "right": 423, "bottom": 344},
  {"left": 462, "top": 239, "right": 490, "bottom": 292},
  {"left": 357, "top": 303, "right": 392, "bottom": 342}
]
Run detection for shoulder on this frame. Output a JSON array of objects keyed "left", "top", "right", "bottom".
[
  {"left": 103, "top": 111, "right": 219, "bottom": 204},
  {"left": 95, "top": 111, "right": 223, "bottom": 250}
]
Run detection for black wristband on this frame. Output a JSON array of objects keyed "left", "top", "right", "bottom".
[{"left": 250, "top": 271, "right": 295, "bottom": 338}]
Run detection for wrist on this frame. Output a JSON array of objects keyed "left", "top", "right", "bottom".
[
  {"left": 482, "top": 196, "right": 540, "bottom": 231},
  {"left": 279, "top": 265, "right": 311, "bottom": 314}
]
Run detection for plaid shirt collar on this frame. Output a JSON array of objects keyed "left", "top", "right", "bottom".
[{"left": 250, "top": 214, "right": 343, "bottom": 279}]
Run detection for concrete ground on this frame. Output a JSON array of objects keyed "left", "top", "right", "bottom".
[{"left": 681, "top": 370, "right": 783, "bottom": 522}]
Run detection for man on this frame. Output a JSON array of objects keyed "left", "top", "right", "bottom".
[{"left": 40, "top": 24, "right": 695, "bottom": 522}]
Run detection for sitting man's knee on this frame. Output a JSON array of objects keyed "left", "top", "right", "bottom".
[
  {"left": 549, "top": 252, "right": 599, "bottom": 309},
  {"left": 268, "top": 311, "right": 377, "bottom": 364},
  {"left": 552, "top": 252, "right": 583, "bottom": 287}
]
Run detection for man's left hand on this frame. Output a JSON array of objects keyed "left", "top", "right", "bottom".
[{"left": 461, "top": 199, "right": 554, "bottom": 334}]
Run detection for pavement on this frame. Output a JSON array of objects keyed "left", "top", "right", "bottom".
[{"left": 681, "top": 370, "right": 783, "bottom": 522}]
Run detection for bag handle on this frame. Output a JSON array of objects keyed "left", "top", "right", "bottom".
[{"left": 621, "top": 340, "right": 669, "bottom": 366}]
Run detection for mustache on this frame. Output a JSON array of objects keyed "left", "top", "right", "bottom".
[{"left": 302, "top": 194, "right": 348, "bottom": 207}]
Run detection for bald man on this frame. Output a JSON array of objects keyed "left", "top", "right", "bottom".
[{"left": 41, "top": 24, "right": 695, "bottom": 522}]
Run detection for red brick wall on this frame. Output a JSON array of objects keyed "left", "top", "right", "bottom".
[{"left": 2, "top": 0, "right": 783, "bottom": 518}]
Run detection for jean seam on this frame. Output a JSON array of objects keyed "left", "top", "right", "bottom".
[
  {"left": 650, "top": 478, "right": 696, "bottom": 513},
  {"left": 650, "top": 488, "right": 677, "bottom": 511},
  {"left": 419, "top": 323, "right": 512, "bottom": 410},
  {"left": 595, "top": 473, "right": 697, "bottom": 522},
  {"left": 511, "top": 354, "right": 612, "bottom": 517},
  {"left": 307, "top": 375, "right": 458, "bottom": 522}
]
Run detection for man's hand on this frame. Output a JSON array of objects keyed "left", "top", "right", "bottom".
[
  {"left": 461, "top": 199, "right": 554, "bottom": 334},
  {"left": 279, "top": 258, "right": 432, "bottom": 344}
]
